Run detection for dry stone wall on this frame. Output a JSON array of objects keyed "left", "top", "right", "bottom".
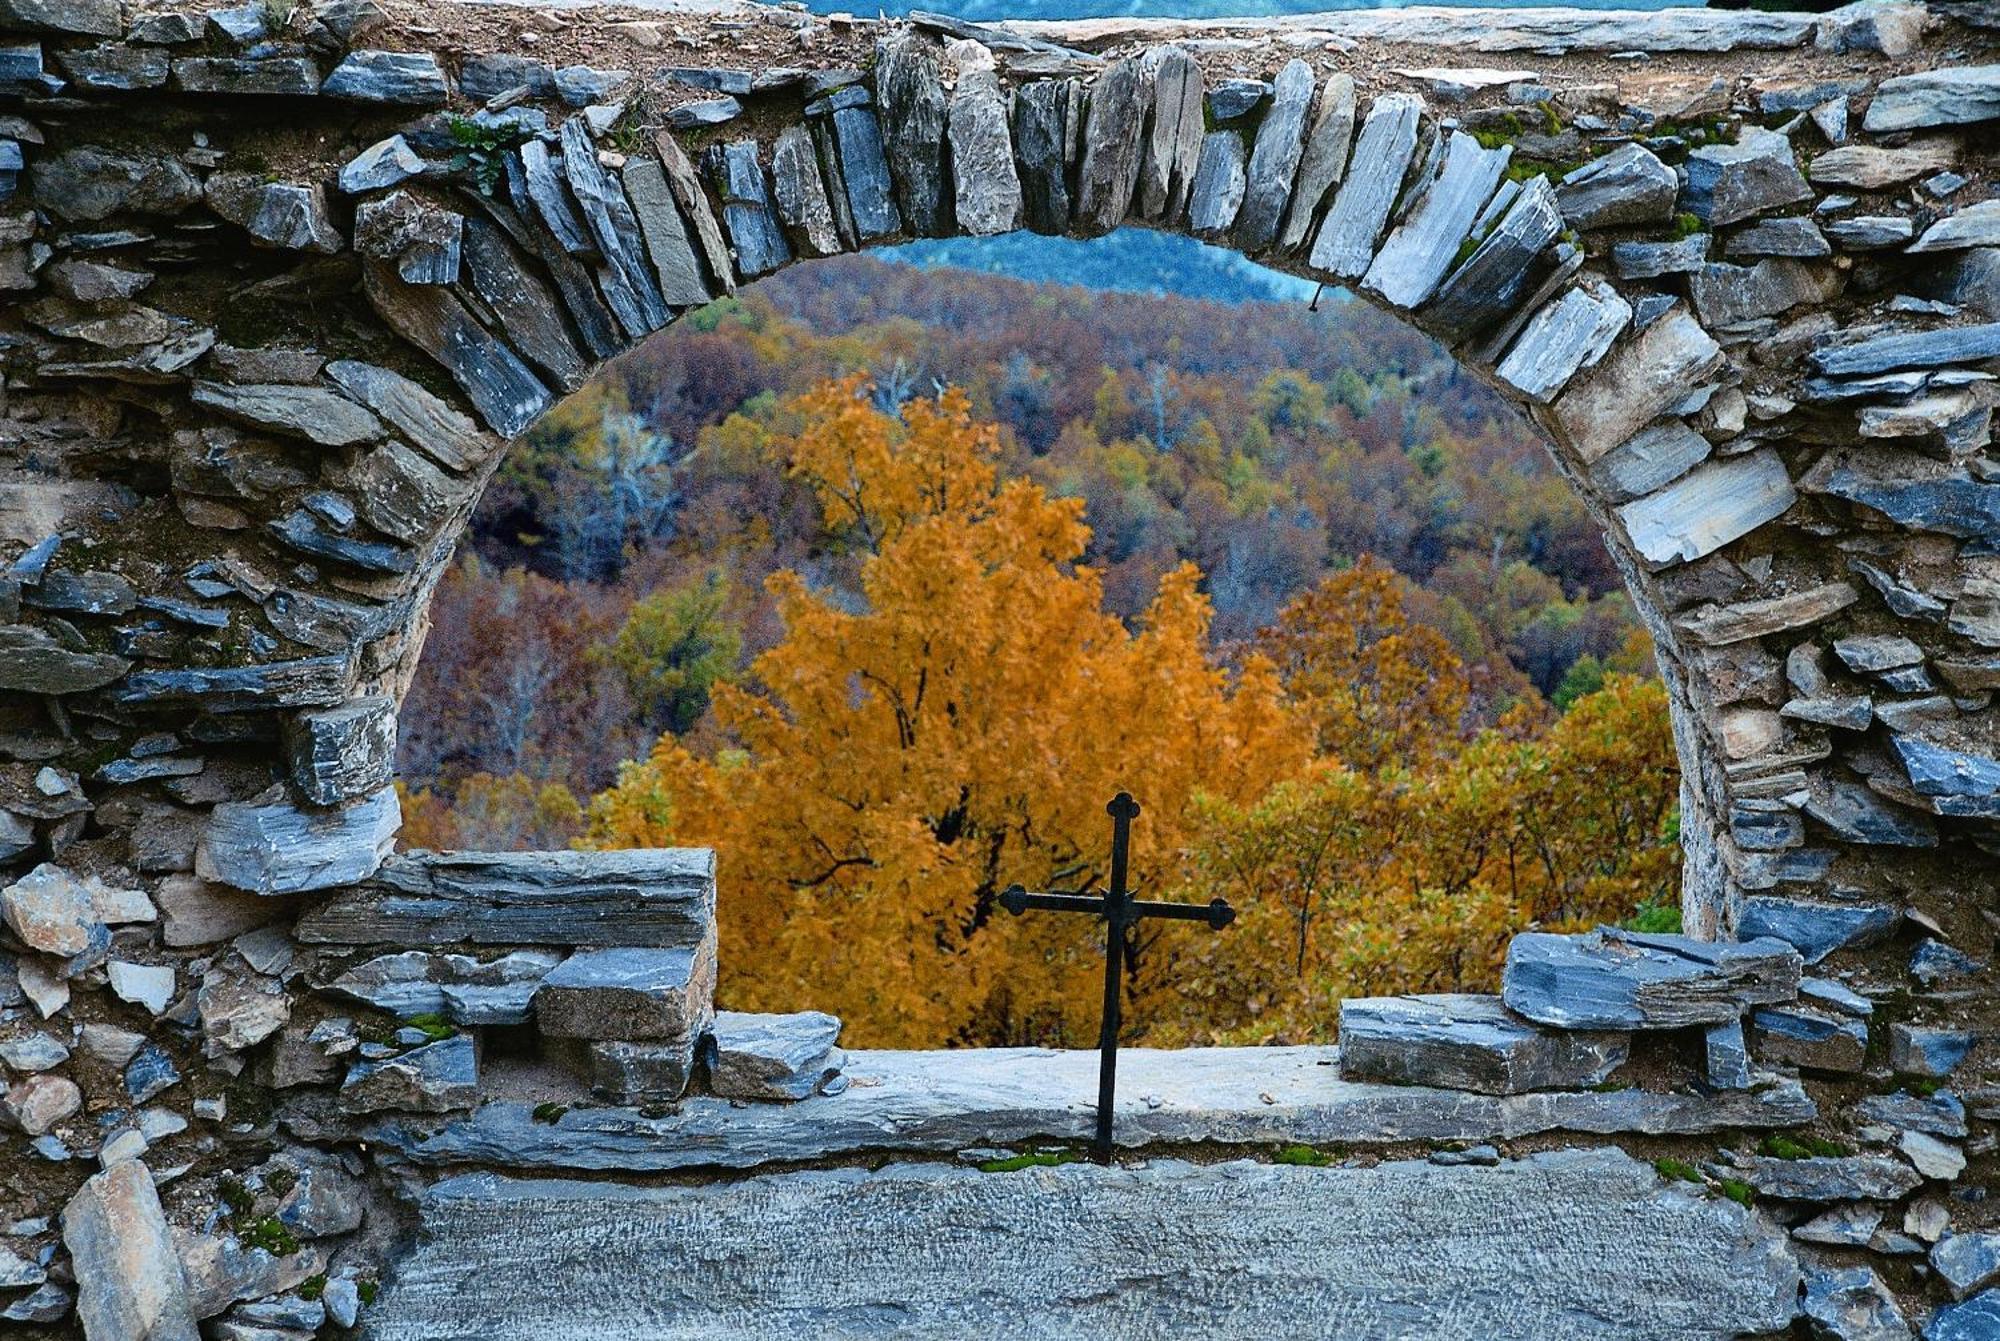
[{"left": 0, "top": 0, "right": 1995, "bottom": 1335}]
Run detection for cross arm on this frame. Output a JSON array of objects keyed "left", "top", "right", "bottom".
[
  {"left": 1129, "top": 897, "right": 1236, "bottom": 929},
  {"left": 999, "top": 885, "right": 1103, "bottom": 916}
]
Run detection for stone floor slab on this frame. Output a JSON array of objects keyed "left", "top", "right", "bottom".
[
  {"left": 362, "top": 1149, "right": 1801, "bottom": 1341},
  {"left": 369, "top": 1045, "right": 1814, "bottom": 1173}
]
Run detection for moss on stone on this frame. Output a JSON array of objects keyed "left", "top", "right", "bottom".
[
  {"left": 240, "top": 1216, "right": 301, "bottom": 1257},
  {"left": 1760, "top": 1133, "right": 1849, "bottom": 1160},
  {"left": 1717, "top": 1178, "right": 1754, "bottom": 1207},
  {"left": 1273, "top": 1144, "right": 1334, "bottom": 1167},
  {"left": 1653, "top": 1158, "right": 1701, "bottom": 1184},
  {"left": 978, "top": 1151, "right": 1076, "bottom": 1173}
]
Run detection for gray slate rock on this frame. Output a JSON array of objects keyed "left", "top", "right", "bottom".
[
  {"left": 622, "top": 157, "right": 716, "bottom": 306},
  {"left": 770, "top": 124, "right": 843, "bottom": 256},
  {"left": 1234, "top": 58, "right": 1314, "bottom": 252},
  {"left": 1589, "top": 420, "right": 1711, "bottom": 503},
  {"left": 454, "top": 215, "right": 589, "bottom": 391},
  {"left": 0, "top": 624, "right": 131, "bottom": 694},
  {"left": 63, "top": 1161, "right": 199, "bottom": 1341},
  {"left": 1738, "top": 896, "right": 1900, "bottom": 964},
  {"left": 1363, "top": 130, "right": 1511, "bottom": 309},
  {"left": 1613, "top": 235, "right": 1711, "bottom": 280},
  {"left": 31, "top": 145, "right": 201, "bottom": 221},
  {"left": 1278, "top": 73, "right": 1357, "bottom": 252},
  {"left": 360, "top": 259, "right": 552, "bottom": 438},
  {"left": 340, "top": 1035, "right": 477, "bottom": 1114},
  {"left": 1855, "top": 1090, "right": 1966, "bottom": 1140},
  {"left": 534, "top": 942, "right": 716, "bottom": 1042},
  {"left": 338, "top": 134, "right": 426, "bottom": 194},
  {"left": 355, "top": 189, "right": 462, "bottom": 285},
  {"left": 1336, "top": 993, "right": 1627, "bottom": 1095},
  {"left": 1555, "top": 143, "right": 1676, "bottom": 230},
  {"left": 702, "top": 1010, "right": 844, "bottom": 1101},
  {"left": 1688, "top": 258, "right": 1841, "bottom": 329},
  {"left": 0, "top": 0, "right": 119, "bottom": 34},
  {"left": 1892, "top": 1027, "right": 1973, "bottom": 1078},
  {"left": 944, "top": 41, "right": 1021, "bottom": 236},
  {"left": 667, "top": 97, "right": 740, "bottom": 130},
  {"left": 1207, "top": 77, "right": 1269, "bottom": 121},
  {"left": 1704, "top": 1018, "right": 1754, "bottom": 1090},
  {"left": 195, "top": 786, "right": 399, "bottom": 895},
  {"left": 1727, "top": 217, "right": 1830, "bottom": 259},
  {"left": 1185, "top": 130, "right": 1246, "bottom": 237},
  {"left": 560, "top": 119, "right": 668, "bottom": 337},
  {"left": 458, "top": 53, "right": 553, "bottom": 102},
  {"left": 323, "top": 359, "right": 484, "bottom": 471},
  {"left": 518, "top": 139, "right": 593, "bottom": 258},
  {"left": 1926, "top": 1293, "right": 2000, "bottom": 1341},
  {"left": 1892, "top": 736, "right": 2000, "bottom": 819},
  {"left": 1803, "top": 776, "right": 1936, "bottom": 847},
  {"left": 1496, "top": 280, "right": 1630, "bottom": 402},
  {"left": 172, "top": 56, "right": 318, "bottom": 96},
  {"left": 1555, "top": 308, "right": 1725, "bottom": 463},
  {"left": 54, "top": 42, "right": 169, "bottom": 89},
  {"left": 1074, "top": 57, "right": 1147, "bottom": 235},
  {"left": 1135, "top": 46, "right": 1202, "bottom": 224},
  {"left": 1802, "top": 1265, "right": 1913, "bottom": 1341},
  {"left": 114, "top": 655, "right": 350, "bottom": 711},
  {"left": 366, "top": 1149, "right": 1802, "bottom": 1341},
  {"left": 1810, "top": 322, "right": 2000, "bottom": 377},
  {"left": 1749, "top": 1004, "right": 1867, "bottom": 1071},
  {"left": 1910, "top": 200, "right": 2000, "bottom": 254},
  {"left": 1615, "top": 449, "right": 1795, "bottom": 568},
  {"left": 705, "top": 139, "right": 791, "bottom": 278},
  {"left": 590, "top": 1038, "right": 698, "bottom": 1103},
  {"left": 1736, "top": 1153, "right": 1921, "bottom": 1202},
  {"left": 1934, "top": 1234, "right": 2000, "bottom": 1301},
  {"left": 1502, "top": 929, "right": 1802, "bottom": 1030},
  {"left": 1425, "top": 174, "right": 1563, "bottom": 344},
  {"left": 1681, "top": 127, "right": 1811, "bottom": 226},
  {"left": 372, "top": 1046, "right": 1817, "bottom": 1174},
  {"left": 875, "top": 32, "right": 951, "bottom": 236},
  {"left": 1011, "top": 78, "right": 1076, "bottom": 234},
  {"left": 325, "top": 948, "right": 565, "bottom": 1025},
  {"left": 323, "top": 49, "right": 448, "bottom": 104},
  {"left": 296, "top": 848, "right": 714, "bottom": 948},
  {"left": 1863, "top": 66, "right": 2000, "bottom": 133},
  {"left": 1310, "top": 93, "right": 1423, "bottom": 278}
]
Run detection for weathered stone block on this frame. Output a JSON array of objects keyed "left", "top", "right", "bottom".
[
  {"left": 326, "top": 949, "right": 566, "bottom": 1025},
  {"left": 1502, "top": 930, "right": 1801, "bottom": 1030},
  {"left": 339, "top": 1035, "right": 477, "bottom": 1114},
  {"left": 196, "top": 787, "right": 399, "bottom": 895},
  {"left": 1337, "top": 994, "right": 1627, "bottom": 1095},
  {"left": 284, "top": 696, "right": 395, "bottom": 806},
  {"left": 701, "top": 1010, "right": 845, "bottom": 1101},
  {"left": 590, "top": 1038, "right": 698, "bottom": 1103},
  {"left": 1749, "top": 1004, "right": 1866, "bottom": 1071},
  {"left": 63, "top": 1160, "right": 199, "bottom": 1341},
  {"left": 535, "top": 941, "right": 716, "bottom": 1042},
  {"left": 1738, "top": 896, "right": 1900, "bottom": 964},
  {"left": 295, "top": 849, "right": 715, "bottom": 948}
]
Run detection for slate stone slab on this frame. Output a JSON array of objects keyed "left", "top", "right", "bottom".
[
  {"left": 196, "top": 787, "right": 399, "bottom": 895},
  {"left": 705, "top": 139, "right": 791, "bottom": 278},
  {"left": 365, "top": 1150, "right": 1802, "bottom": 1341},
  {"left": 1589, "top": 420, "right": 1712, "bottom": 503},
  {"left": 1135, "top": 46, "right": 1202, "bottom": 224},
  {"left": 875, "top": 32, "right": 951, "bottom": 236},
  {"left": 1012, "top": 78, "right": 1076, "bottom": 235},
  {"left": 370, "top": 1046, "right": 1815, "bottom": 1175},
  {"left": 1425, "top": 174, "right": 1562, "bottom": 345},
  {"left": 1616, "top": 448, "right": 1795, "bottom": 568},
  {"left": 173, "top": 56, "right": 319, "bottom": 96},
  {"left": 1735, "top": 1154, "right": 1921, "bottom": 1203},
  {"left": 1502, "top": 929, "right": 1801, "bottom": 1030},
  {"left": 340, "top": 1034, "right": 477, "bottom": 1114},
  {"left": 1272, "top": 73, "right": 1357, "bottom": 249},
  {"left": 457, "top": 214, "right": 590, "bottom": 391},
  {"left": 648, "top": 132, "right": 736, "bottom": 296},
  {"left": 63, "top": 1160, "right": 199, "bottom": 1341},
  {"left": 0, "top": 624, "right": 131, "bottom": 694},
  {"left": 1496, "top": 280, "right": 1630, "bottom": 403},
  {"left": 285, "top": 696, "right": 395, "bottom": 806},
  {"left": 944, "top": 40, "right": 1021, "bottom": 236},
  {"left": 1927, "top": 1292, "right": 2000, "bottom": 1341},
  {"left": 1811, "top": 321, "right": 2000, "bottom": 378},
  {"left": 535, "top": 943, "right": 716, "bottom": 1042},
  {"left": 1689, "top": 258, "right": 1841, "bottom": 329},
  {"left": 1910, "top": 200, "right": 2000, "bottom": 253},
  {"left": 1554, "top": 309, "right": 1725, "bottom": 463},
  {"left": 1362, "top": 130, "right": 1510, "bottom": 309},
  {"left": 361, "top": 259, "right": 552, "bottom": 439},
  {"left": 339, "top": 135, "right": 426, "bottom": 195},
  {"left": 190, "top": 381, "right": 382, "bottom": 447},
  {"left": 1749, "top": 1004, "right": 1867, "bottom": 1072},
  {"left": 1309, "top": 92, "right": 1423, "bottom": 278},
  {"left": 1934, "top": 1234, "right": 2000, "bottom": 1301},
  {"left": 560, "top": 119, "right": 668, "bottom": 338},
  {"left": 1185, "top": 129, "right": 1246, "bottom": 237},
  {"left": 1336, "top": 994, "right": 1627, "bottom": 1095},
  {"left": 770, "top": 124, "right": 843, "bottom": 256},
  {"left": 702, "top": 1010, "right": 844, "bottom": 1101},
  {"left": 54, "top": 42, "right": 168, "bottom": 89},
  {"left": 1804, "top": 775, "right": 1936, "bottom": 847},
  {"left": 1862, "top": 65, "right": 2000, "bottom": 133},
  {"left": 591, "top": 1038, "right": 698, "bottom": 1103},
  {"left": 1738, "top": 896, "right": 1900, "bottom": 965},
  {"left": 1234, "top": 57, "right": 1313, "bottom": 252},
  {"left": 112, "top": 655, "right": 350, "bottom": 711},
  {"left": 1555, "top": 143, "right": 1676, "bottom": 230},
  {"left": 1681, "top": 126, "right": 1811, "bottom": 227},
  {"left": 1613, "top": 236, "right": 1711, "bottom": 280},
  {"left": 1075, "top": 56, "right": 1147, "bottom": 236},
  {"left": 323, "top": 50, "right": 449, "bottom": 105},
  {"left": 325, "top": 949, "right": 566, "bottom": 1025},
  {"left": 1893, "top": 736, "right": 2000, "bottom": 819},
  {"left": 295, "top": 849, "right": 715, "bottom": 948},
  {"left": 622, "top": 156, "right": 717, "bottom": 306}
]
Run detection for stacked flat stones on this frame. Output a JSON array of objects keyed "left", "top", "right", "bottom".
[{"left": 0, "top": 0, "right": 1995, "bottom": 1336}]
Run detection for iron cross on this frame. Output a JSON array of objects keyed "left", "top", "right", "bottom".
[{"left": 999, "top": 791, "right": 1235, "bottom": 1163}]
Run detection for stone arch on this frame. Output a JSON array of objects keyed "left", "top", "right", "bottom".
[
  {"left": 2, "top": 1, "right": 1998, "bottom": 1328},
  {"left": 9, "top": 3, "right": 1994, "bottom": 944}
]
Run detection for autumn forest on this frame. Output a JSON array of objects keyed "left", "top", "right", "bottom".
[{"left": 398, "top": 244, "right": 1684, "bottom": 1048}]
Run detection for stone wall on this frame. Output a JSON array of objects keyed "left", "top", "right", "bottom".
[{"left": 0, "top": 0, "right": 1995, "bottom": 1335}]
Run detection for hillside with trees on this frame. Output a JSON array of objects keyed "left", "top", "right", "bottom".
[{"left": 398, "top": 250, "right": 1678, "bottom": 1046}]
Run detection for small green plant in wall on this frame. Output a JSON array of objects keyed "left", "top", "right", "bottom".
[{"left": 448, "top": 116, "right": 531, "bottom": 196}]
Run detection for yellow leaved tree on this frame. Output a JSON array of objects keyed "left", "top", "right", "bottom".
[{"left": 587, "top": 379, "right": 1312, "bottom": 1046}]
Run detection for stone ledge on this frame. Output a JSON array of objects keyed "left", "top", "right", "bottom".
[
  {"left": 369, "top": 1045, "right": 1816, "bottom": 1172},
  {"left": 362, "top": 1149, "right": 1802, "bottom": 1341}
]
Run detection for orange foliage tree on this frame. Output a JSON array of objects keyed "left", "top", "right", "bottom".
[{"left": 587, "top": 379, "right": 1311, "bottom": 1047}]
